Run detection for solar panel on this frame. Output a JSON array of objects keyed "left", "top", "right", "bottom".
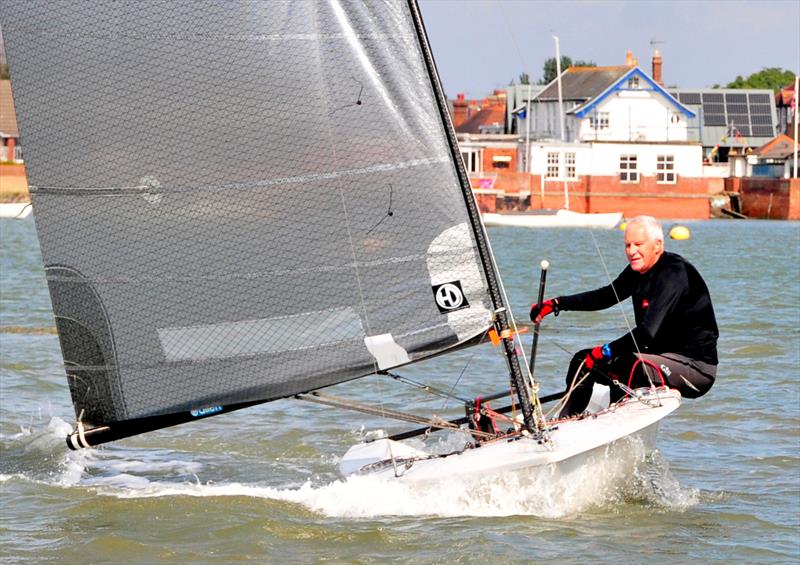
[
  {"left": 702, "top": 92, "right": 723, "bottom": 103},
  {"left": 750, "top": 104, "right": 772, "bottom": 115},
  {"left": 703, "top": 115, "right": 726, "bottom": 126},
  {"left": 728, "top": 114, "right": 749, "bottom": 126},
  {"left": 751, "top": 125, "right": 776, "bottom": 137},
  {"left": 725, "top": 93, "right": 747, "bottom": 103},
  {"left": 734, "top": 126, "right": 751, "bottom": 136},
  {"left": 749, "top": 93, "right": 771, "bottom": 104},
  {"left": 703, "top": 103, "right": 725, "bottom": 114},
  {"left": 751, "top": 114, "right": 773, "bottom": 125},
  {"left": 727, "top": 103, "right": 748, "bottom": 114},
  {"left": 679, "top": 92, "right": 701, "bottom": 105}
]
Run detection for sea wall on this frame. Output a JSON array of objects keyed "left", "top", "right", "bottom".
[
  {"left": 0, "top": 163, "right": 29, "bottom": 202},
  {"left": 735, "top": 177, "right": 800, "bottom": 220}
]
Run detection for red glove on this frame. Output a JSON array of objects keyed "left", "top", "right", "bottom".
[
  {"left": 530, "top": 298, "right": 559, "bottom": 323},
  {"left": 585, "top": 344, "right": 612, "bottom": 370}
]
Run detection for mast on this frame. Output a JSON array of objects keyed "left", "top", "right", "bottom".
[
  {"left": 406, "top": 0, "right": 537, "bottom": 433},
  {"left": 553, "top": 35, "right": 569, "bottom": 210}
]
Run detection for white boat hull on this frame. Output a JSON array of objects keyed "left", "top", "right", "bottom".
[
  {"left": 482, "top": 209, "right": 622, "bottom": 229},
  {"left": 340, "top": 388, "right": 680, "bottom": 483},
  {"left": 0, "top": 202, "right": 32, "bottom": 219}
]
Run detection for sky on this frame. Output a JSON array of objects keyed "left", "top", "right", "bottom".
[{"left": 418, "top": 0, "right": 800, "bottom": 98}]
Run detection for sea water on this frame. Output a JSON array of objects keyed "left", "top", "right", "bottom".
[{"left": 1, "top": 218, "right": 798, "bottom": 563}]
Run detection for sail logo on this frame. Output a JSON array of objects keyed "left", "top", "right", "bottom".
[
  {"left": 432, "top": 281, "right": 469, "bottom": 313},
  {"left": 190, "top": 405, "right": 223, "bottom": 417}
]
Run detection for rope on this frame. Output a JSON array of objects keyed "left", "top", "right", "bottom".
[{"left": 296, "top": 392, "right": 498, "bottom": 440}]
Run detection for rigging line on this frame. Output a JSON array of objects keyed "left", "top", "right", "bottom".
[
  {"left": 496, "top": 0, "right": 530, "bottom": 77},
  {"left": 438, "top": 329, "right": 490, "bottom": 412},
  {"left": 381, "top": 370, "right": 469, "bottom": 403},
  {"left": 296, "top": 392, "right": 497, "bottom": 439},
  {"left": 586, "top": 230, "right": 659, "bottom": 391}
]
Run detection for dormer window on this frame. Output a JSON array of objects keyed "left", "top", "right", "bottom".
[{"left": 627, "top": 76, "right": 640, "bottom": 89}]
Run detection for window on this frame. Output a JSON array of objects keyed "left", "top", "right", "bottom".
[
  {"left": 627, "top": 76, "right": 640, "bottom": 89},
  {"left": 590, "top": 112, "right": 609, "bottom": 130},
  {"left": 546, "top": 152, "right": 560, "bottom": 179},
  {"left": 565, "top": 152, "right": 577, "bottom": 179},
  {"left": 460, "top": 149, "right": 481, "bottom": 174},
  {"left": 657, "top": 155, "right": 675, "bottom": 183},
  {"left": 620, "top": 155, "right": 638, "bottom": 183}
]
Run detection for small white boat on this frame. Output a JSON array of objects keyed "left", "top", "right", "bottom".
[
  {"left": 0, "top": 202, "right": 32, "bottom": 219},
  {"left": 482, "top": 209, "right": 622, "bottom": 229},
  {"left": 341, "top": 388, "right": 680, "bottom": 482}
]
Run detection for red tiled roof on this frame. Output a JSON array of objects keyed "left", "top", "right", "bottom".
[
  {"left": 755, "top": 133, "right": 798, "bottom": 159},
  {"left": 455, "top": 105, "right": 505, "bottom": 134}
]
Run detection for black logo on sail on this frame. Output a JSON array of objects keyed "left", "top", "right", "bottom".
[{"left": 432, "top": 281, "right": 469, "bottom": 313}]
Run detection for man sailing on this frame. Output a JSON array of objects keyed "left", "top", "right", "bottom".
[{"left": 530, "top": 215, "right": 719, "bottom": 417}]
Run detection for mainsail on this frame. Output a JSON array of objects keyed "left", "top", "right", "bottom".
[{"left": 1, "top": 0, "right": 533, "bottom": 446}]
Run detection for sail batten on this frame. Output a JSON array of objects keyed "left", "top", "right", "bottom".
[{"left": 2, "top": 0, "right": 511, "bottom": 441}]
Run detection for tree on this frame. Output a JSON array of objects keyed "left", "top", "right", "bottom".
[
  {"left": 518, "top": 72, "right": 530, "bottom": 85},
  {"left": 539, "top": 57, "right": 596, "bottom": 85},
  {"left": 722, "top": 67, "right": 795, "bottom": 92}
]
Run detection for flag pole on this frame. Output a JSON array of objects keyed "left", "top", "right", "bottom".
[{"left": 793, "top": 75, "right": 798, "bottom": 179}]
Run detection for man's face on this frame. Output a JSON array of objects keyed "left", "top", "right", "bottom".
[{"left": 625, "top": 223, "right": 663, "bottom": 273}]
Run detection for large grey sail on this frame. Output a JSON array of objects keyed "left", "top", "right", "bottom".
[{"left": 1, "top": 0, "right": 499, "bottom": 429}]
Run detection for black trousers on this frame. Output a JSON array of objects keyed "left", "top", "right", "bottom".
[{"left": 559, "top": 348, "right": 717, "bottom": 417}]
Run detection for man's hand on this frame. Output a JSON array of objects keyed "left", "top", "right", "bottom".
[
  {"left": 530, "top": 298, "right": 559, "bottom": 323},
  {"left": 585, "top": 344, "right": 612, "bottom": 370}
]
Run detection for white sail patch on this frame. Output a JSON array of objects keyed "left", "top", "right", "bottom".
[
  {"left": 364, "top": 334, "right": 411, "bottom": 370},
  {"left": 158, "top": 307, "right": 364, "bottom": 362},
  {"left": 427, "top": 223, "right": 492, "bottom": 340}
]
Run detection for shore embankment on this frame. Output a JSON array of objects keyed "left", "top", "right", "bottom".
[{"left": 0, "top": 163, "right": 29, "bottom": 203}]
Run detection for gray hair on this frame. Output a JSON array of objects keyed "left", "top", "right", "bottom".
[{"left": 626, "top": 215, "right": 664, "bottom": 241}]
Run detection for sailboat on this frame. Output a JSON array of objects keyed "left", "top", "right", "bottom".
[{"left": 1, "top": 0, "right": 677, "bottom": 482}]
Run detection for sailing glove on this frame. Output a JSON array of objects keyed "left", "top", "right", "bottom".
[
  {"left": 585, "top": 344, "right": 612, "bottom": 370},
  {"left": 530, "top": 298, "right": 559, "bottom": 323}
]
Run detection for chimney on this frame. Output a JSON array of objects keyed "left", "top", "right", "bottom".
[
  {"left": 625, "top": 49, "right": 634, "bottom": 67},
  {"left": 453, "top": 93, "right": 468, "bottom": 129},
  {"left": 652, "top": 49, "right": 663, "bottom": 86}
]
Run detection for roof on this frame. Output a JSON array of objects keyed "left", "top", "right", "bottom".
[
  {"left": 0, "top": 80, "right": 19, "bottom": 138},
  {"left": 533, "top": 65, "right": 694, "bottom": 120},
  {"left": 669, "top": 87, "right": 779, "bottom": 146},
  {"left": 571, "top": 67, "right": 695, "bottom": 119},
  {"left": 456, "top": 105, "right": 506, "bottom": 134},
  {"left": 754, "top": 133, "right": 798, "bottom": 159},
  {"left": 535, "top": 66, "right": 630, "bottom": 102}
]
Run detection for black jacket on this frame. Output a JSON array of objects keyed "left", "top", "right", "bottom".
[{"left": 557, "top": 251, "right": 718, "bottom": 365}]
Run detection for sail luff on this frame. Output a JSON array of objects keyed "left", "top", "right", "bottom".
[{"left": 404, "top": 0, "right": 536, "bottom": 432}]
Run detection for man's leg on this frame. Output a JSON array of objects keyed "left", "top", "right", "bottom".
[{"left": 628, "top": 353, "right": 716, "bottom": 398}]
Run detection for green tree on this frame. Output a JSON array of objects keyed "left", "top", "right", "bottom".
[
  {"left": 518, "top": 72, "right": 530, "bottom": 85},
  {"left": 539, "top": 57, "right": 596, "bottom": 84},
  {"left": 723, "top": 67, "right": 795, "bottom": 92}
]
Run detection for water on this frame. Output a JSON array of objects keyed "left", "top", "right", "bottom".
[{"left": 2, "top": 217, "right": 799, "bottom": 563}]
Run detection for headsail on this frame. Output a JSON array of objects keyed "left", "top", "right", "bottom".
[{"left": 1, "top": 0, "right": 531, "bottom": 445}]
